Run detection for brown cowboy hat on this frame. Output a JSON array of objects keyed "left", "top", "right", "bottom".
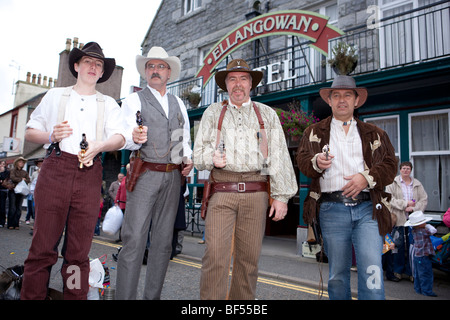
[
  {"left": 319, "top": 75, "right": 368, "bottom": 108},
  {"left": 214, "top": 59, "right": 263, "bottom": 91},
  {"left": 68, "top": 42, "right": 116, "bottom": 83}
]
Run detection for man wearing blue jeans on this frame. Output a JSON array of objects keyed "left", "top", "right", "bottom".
[{"left": 297, "top": 75, "right": 397, "bottom": 299}]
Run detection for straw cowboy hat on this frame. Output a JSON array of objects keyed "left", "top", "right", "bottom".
[
  {"left": 136, "top": 46, "right": 181, "bottom": 81},
  {"left": 319, "top": 75, "right": 368, "bottom": 108},
  {"left": 214, "top": 58, "right": 264, "bottom": 91},
  {"left": 13, "top": 157, "right": 27, "bottom": 167},
  {"left": 68, "top": 42, "right": 116, "bottom": 83},
  {"left": 404, "top": 211, "right": 433, "bottom": 227}
]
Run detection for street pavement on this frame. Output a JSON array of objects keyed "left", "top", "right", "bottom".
[{"left": 1, "top": 211, "right": 449, "bottom": 302}]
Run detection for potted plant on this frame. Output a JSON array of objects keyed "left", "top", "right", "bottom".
[
  {"left": 327, "top": 41, "right": 358, "bottom": 75},
  {"left": 275, "top": 100, "right": 319, "bottom": 141},
  {"left": 182, "top": 85, "right": 202, "bottom": 108}
]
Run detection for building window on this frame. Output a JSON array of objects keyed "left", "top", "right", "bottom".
[
  {"left": 379, "top": 0, "right": 450, "bottom": 68},
  {"left": 409, "top": 109, "right": 450, "bottom": 212},
  {"left": 184, "top": 0, "right": 202, "bottom": 15},
  {"left": 10, "top": 111, "right": 18, "bottom": 138},
  {"left": 364, "top": 115, "right": 400, "bottom": 158}
]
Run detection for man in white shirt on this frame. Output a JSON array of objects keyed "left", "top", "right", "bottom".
[
  {"left": 116, "top": 47, "right": 193, "bottom": 300},
  {"left": 21, "top": 42, "right": 126, "bottom": 300}
]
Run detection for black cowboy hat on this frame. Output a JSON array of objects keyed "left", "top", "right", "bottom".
[{"left": 68, "top": 42, "right": 116, "bottom": 83}]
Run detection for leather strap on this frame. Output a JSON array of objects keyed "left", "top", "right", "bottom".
[
  {"left": 141, "top": 161, "right": 181, "bottom": 172},
  {"left": 216, "top": 100, "right": 267, "bottom": 159},
  {"left": 212, "top": 181, "right": 268, "bottom": 193},
  {"left": 215, "top": 100, "right": 228, "bottom": 149}
]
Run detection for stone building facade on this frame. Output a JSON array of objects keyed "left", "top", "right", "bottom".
[{"left": 141, "top": 0, "right": 450, "bottom": 242}]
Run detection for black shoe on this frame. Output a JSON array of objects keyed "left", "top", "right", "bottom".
[{"left": 386, "top": 276, "right": 400, "bottom": 282}]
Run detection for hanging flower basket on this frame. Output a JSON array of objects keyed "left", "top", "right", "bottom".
[{"left": 275, "top": 100, "right": 319, "bottom": 139}]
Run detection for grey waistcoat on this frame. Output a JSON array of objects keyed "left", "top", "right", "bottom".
[{"left": 137, "top": 87, "right": 185, "bottom": 164}]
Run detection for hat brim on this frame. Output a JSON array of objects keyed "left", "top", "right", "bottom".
[
  {"left": 319, "top": 87, "right": 368, "bottom": 108},
  {"left": 13, "top": 157, "right": 27, "bottom": 166},
  {"left": 136, "top": 55, "right": 181, "bottom": 81},
  {"left": 68, "top": 48, "right": 116, "bottom": 83},
  {"left": 404, "top": 216, "right": 433, "bottom": 227},
  {"left": 214, "top": 69, "right": 263, "bottom": 91}
]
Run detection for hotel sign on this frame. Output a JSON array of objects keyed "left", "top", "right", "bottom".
[{"left": 196, "top": 10, "right": 344, "bottom": 87}]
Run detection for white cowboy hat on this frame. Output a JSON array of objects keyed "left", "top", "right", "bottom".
[
  {"left": 404, "top": 211, "right": 433, "bottom": 227},
  {"left": 136, "top": 46, "right": 181, "bottom": 81}
]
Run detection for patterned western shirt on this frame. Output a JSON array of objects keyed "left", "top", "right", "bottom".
[
  {"left": 193, "top": 100, "right": 298, "bottom": 203},
  {"left": 411, "top": 225, "right": 436, "bottom": 257}
]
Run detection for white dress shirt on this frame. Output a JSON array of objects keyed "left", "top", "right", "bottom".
[
  {"left": 26, "top": 87, "right": 125, "bottom": 155},
  {"left": 320, "top": 117, "right": 365, "bottom": 193}
]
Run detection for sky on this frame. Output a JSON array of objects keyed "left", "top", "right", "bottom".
[{"left": 0, "top": 0, "right": 163, "bottom": 114}]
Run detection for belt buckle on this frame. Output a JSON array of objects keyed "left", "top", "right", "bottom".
[
  {"left": 344, "top": 202, "right": 358, "bottom": 207},
  {"left": 166, "top": 164, "right": 171, "bottom": 172},
  {"left": 237, "top": 182, "right": 246, "bottom": 192}
]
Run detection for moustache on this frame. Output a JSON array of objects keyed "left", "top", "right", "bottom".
[{"left": 151, "top": 73, "right": 161, "bottom": 79}]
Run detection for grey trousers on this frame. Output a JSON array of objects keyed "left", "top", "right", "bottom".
[{"left": 116, "top": 169, "right": 181, "bottom": 299}]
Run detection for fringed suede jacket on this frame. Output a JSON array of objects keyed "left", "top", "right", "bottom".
[{"left": 296, "top": 116, "right": 398, "bottom": 236}]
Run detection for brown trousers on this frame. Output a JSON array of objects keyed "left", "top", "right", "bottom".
[
  {"left": 200, "top": 169, "right": 268, "bottom": 300},
  {"left": 21, "top": 150, "right": 102, "bottom": 300}
]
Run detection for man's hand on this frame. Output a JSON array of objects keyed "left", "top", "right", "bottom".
[
  {"left": 51, "top": 120, "right": 73, "bottom": 143},
  {"left": 182, "top": 158, "right": 194, "bottom": 176},
  {"left": 132, "top": 125, "right": 148, "bottom": 144},
  {"left": 77, "top": 140, "right": 103, "bottom": 167},
  {"left": 212, "top": 149, "right": 226, "bottom": 168},
  {"left": 269, "top": 199, "right": 287, "bottom": 221},
  {"left": 316, "top": 152, "right": 334, "bottom": 170},
  {"left": 342, "top": 173, "right": 368, "bottom": 198}
]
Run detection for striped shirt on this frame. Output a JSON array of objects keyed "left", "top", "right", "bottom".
[
  {"left": 400, "top": 177, "right": 414, "bottom": 201},
  {"left": 320, "top": 117, "right": 366, "bottom": 193}
]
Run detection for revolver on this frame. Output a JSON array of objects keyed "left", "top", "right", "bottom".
[
  {"left": 217, "top": 139, "right": 225, "bottom": 155},
  {"left": 79, "top": 133, "right": 88, "bottom": 168},
  {"left": 136, "top": 110, "right": 143, "bottom": 133},
  {"left": 322, "top": 144, "right": 330, "bottom": 160}
]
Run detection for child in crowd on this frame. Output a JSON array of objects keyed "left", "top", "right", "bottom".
[{"left": 405, "top": 211, "right": 437, "bottom": 297}]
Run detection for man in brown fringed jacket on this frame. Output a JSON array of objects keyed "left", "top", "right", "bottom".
[{"left": 297, "top": 75, "right": 397, "bottom": 300}]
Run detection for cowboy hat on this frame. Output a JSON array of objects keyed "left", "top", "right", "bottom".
[
  {"left": 214, "top": 59, "right": 263, "bottom": 91},
  {"left": 404, "top": 211, "right": 433, "bottom": 227},
  {"left": 136, "top": 47, "right": 181, "bottom": 81},
  {"left": 68, "top": 42, "right": 116, "bottom": 83},
  {"left": 319, "top": 75, "right": 368, "bottom": 108},
  {"left": 13, "top": 157, "right": 27, "bottom": 167}
]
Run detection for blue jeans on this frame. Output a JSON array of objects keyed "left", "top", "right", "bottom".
[
  {"left": 319, "top": 200, "right": 385, "bottom": 300},
  {"left": 413, "top": 255, "right": 435, "bottom": 296},
  {"left": 392, "top": 226, "right": 412, "bottom": 276}
]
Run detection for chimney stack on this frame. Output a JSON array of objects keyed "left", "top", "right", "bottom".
[{"left": 66, "top": 38, "right": 72, "bottom": 51}]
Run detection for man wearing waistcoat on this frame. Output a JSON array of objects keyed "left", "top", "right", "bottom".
[
  {"left": 21, "top": 42, "right": 126, "bottom": 299},
  {"left": 116, "top": 47, "right": 193, "bottom": 299}
]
